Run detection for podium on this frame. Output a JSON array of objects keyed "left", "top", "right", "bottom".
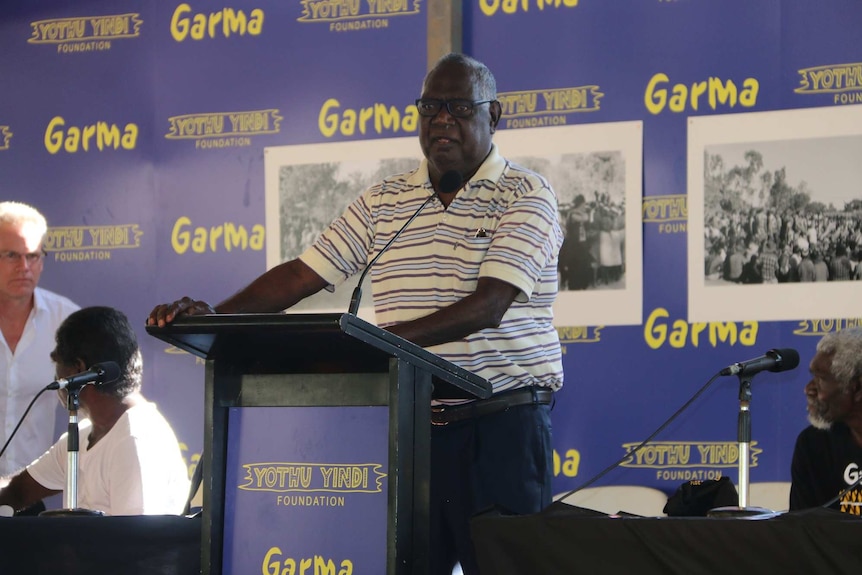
[{"left": 147, "top": 312, "right": 490, "bottom": 575}]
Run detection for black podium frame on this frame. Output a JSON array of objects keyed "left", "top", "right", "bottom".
[{"left": 147, "top": 313, "right": 490, "bottom": 575}]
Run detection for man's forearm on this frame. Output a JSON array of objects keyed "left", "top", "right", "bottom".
[
  {"left": 0, "top": 471, "right": 53, "bottom": 511},
  {"left": 387, "top": 277, "right": 519, "bottom": 347},
  {"left": 215, "top": 259, "right": 328, "bottom": 314}
]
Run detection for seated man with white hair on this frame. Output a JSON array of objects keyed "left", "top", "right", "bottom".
[{"left": 790, "top": 327, "right": 862, "bottom": 513}]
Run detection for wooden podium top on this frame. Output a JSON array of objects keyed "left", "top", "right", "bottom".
[{"left": 146, "top": 312, "right": 491, "bottom": 399}]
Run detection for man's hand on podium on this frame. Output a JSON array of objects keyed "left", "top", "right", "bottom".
[{"left": 148, "top": 297, "right": 216, "bottom": 327}]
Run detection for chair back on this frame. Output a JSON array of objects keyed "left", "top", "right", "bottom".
[
  {"left": 748, "top": 481, "right": 791, "bottom": 512},
  {"left": 555, "top": 485, "right": 669, "bottom": 517}
]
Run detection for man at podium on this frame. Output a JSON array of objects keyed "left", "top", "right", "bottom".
[{"left": 149, "top": 53, "right": 564, "bottom": 575}]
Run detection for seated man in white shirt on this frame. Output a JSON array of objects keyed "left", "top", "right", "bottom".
[{"left": 0, "top": 306, "right": 190, "bottom": 515}]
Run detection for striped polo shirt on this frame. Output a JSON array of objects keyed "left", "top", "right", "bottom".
[{"left": 300, "top": 145, "right": 564, "bottom": 395}]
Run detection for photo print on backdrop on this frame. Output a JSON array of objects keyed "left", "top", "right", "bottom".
[
  {"left": 264, "top": 121, "right": 643, "bottom": 327},
  {"left": 688, "top": 104, "right": 862, "bottom": 323}
]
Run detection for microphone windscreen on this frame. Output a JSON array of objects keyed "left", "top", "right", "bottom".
[
  {"left": 94, "top": 361, "right": 122, "bottom": 385},
  {"left": 439, "top": 170, "right": 463, "bottom": 194},
  {"left": 771, "top": 348, "right": 800, "bottom": 372}
]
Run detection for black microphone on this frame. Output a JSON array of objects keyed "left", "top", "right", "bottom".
[
  {"left": 347, "top": 170, "right": 463, "bottom": 315},
  {"left": 46, "top": 361, "right": 121, "bottom": 391},
  {"left": 719, "top": 348, "right": 800, "bottom": 377}
]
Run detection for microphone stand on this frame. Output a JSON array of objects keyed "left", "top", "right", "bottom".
[
  {"left": 40, "top": 387, "right": 104, "bottom": 517},
  {"left": 737, "top": 374, "right": 753, "bottom": 508},
  {"left": 707, "top": 374, "right": 774, "bottom": 518}
]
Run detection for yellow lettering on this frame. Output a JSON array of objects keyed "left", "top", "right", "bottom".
[
  {"left": 97, "top": 122, "right": 121, "bottom": 150},
  {"left": 480, "top": 0, "right": 577, "bottom": 15},
  {"left": 64, "top": 126, "right": 80, "bottom": 152},
  {"left": 340, "top": 109, "right": 357, "bottom": 136},
  {"left": 248, "top": 9, "right": 265, "bottom": 34},
  {"left": 739, "top": 78, "right": 759, "bottom": 107},
  {"left": 374, "top": 103, "right": 400, "bottom": 134},
  {"left": 690, "top": 81, "right": 707, "bottom": 111},
  {"left": 358, "top": 106, "right": 374, "bottom": 135},
  {"left": 191, "top": 13, "right": 206, "bottom": 39},
  {"left": 121, "top": 124, "right": 138, "bottom": 148},
  {"left": 262, "top": 547, "right": 282, "bottom": 575},
  {"left": 555, "top": 449, "right": 580, "bottom": 477},
  {"left": 645, "top": 72, "right": 759, "bottom": 114},
  {"left": 171, "top": 3, "right": 264, "bottom": 41},
  {"left": 480, "top": 0, "right": 498, "bottom": 15},
  {"left": 669, "top": 319, "right": 688, "bottom": 348},
  {"left": 224, "top": 223, "right": 248, "bottom": 251},
  {"left": 318, "top": 99, "right": 417, "bottom": 138},
  {"left": 644, "top": 307, "right": 669, "bottom": 349},
  {"left": 708, "top": 77, "right": 737, "bottom": 109},
  {"left": 44, "top": 116, "right": 65, "bottom": 154},
  {"left": 668, "top": 84, "right": 687, "bottom": 112},
  {"left": 81, "top": 124, "right": 96, "bottom": 151},
  {"left": 43, "top": 116, "right": 137, "bottom": 154},
  {"left": 172, "top": 217, "right": 191, "bottom": 254},
  {"left": 209, "top": 225, "right": 223, "bottom": 252},
  {"left": 208, "top": 10, "right": 223, "bottom": 38},
  {"left": 250, "top": 225, "right": 265, "bottom": 250},
  {"left": 643, "top": 307, "right": 759, "bottom": 350},
  {"left": 170, "top": 3, "right": 191, "bottom": 40},
  {"left": 319, "top": 98, "right": 340, "bottom": 137},
  {"left": 690, "top": 322, "right": 707, "bottom": 348},
  {"left": 172, "top": 217, "right": 264, "bottom": 254},
  {"left": 739, "top": 322, "right": 758, "bottom": 345},
  {"left": 644, "top": 73, "right": 668, "bottom": 115},
  {"left": 192, "top": 227, "right": 207, "bottom": 252},
  {"left": 710, "top": 323, "right": 737, "bottom": 346}
]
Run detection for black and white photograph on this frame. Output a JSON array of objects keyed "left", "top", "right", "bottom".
[
  {"left": 688, "top": 104, "right": 862, "bottom": 322},
  {"left": 513, "top": 151, "right": 627, "bottom": 292},
  {"left": 494, "top": 122, "right": 643, "bottom": 327},
  {"left": 264, "top": 138, "right": 423, "bottom": 319},
  {"left": 264, "top": 121, "right": 643, "bottom": 327}
]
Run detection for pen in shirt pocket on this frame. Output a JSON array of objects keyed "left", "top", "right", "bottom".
[{"left": 474, "top": 227, "right": 489, "bottom": 238}]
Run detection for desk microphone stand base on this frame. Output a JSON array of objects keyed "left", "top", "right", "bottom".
[
  {"left": 706, "top": 506, "right": 778, "bottom": 519},
  {"left": 40, "top": 508, "right": 105, "bottom": 517}
]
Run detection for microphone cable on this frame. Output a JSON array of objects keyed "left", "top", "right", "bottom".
[
  {"left": 819, "top": 473, "right": 862, "bottom": 510},
  {"left": 183, "top": 455, "right": 204, "bottom": 516},
  {"left": 555, "top": 371, "right": 723, "bottom": 502},
  {"left": 348, "top": 192, "right": 437, "bottom": 315},
  {"left": 347, "top": 170, "right": 463, "bottom": 315},
  {"left": 0, "top": 387, "right": 51, "bottom": 464}
]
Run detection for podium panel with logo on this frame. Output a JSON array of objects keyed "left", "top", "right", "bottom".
[{"left": 147, "top": 313, "right": 489, "bottom": 575}]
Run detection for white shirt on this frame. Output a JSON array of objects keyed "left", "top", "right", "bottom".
[
  {"left": 0, "top": 287, "right": 79, "bottom": 476},
  {"left": 27, "top": 401, "right": 190, "bottom": 515}
]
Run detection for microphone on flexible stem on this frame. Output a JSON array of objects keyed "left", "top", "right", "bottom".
[
  {"left": 719, "top": 348, "right": 800, "bottom": 377},
  {"left": 40, "top": 361, "right": 120, "bottom": 518},
  {"left": 347, "top": 170, "right": 463, "bottom": 316},
  {"left": 708, "top": 347, "right": 801, "bottom": 518},
  {"left": 45, "top": 361, "right": 121, "bottom": 391}
]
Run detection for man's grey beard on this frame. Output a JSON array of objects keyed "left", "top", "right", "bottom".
[{"left": 807, "top": 412, "right": 832, "bottom": 430}]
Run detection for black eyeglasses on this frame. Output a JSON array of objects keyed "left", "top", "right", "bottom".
[{"left": 414, "top": 98, "right": 495, "bottom": 118}]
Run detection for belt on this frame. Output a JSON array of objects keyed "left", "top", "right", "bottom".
[{"left": 431, "top": 387, "right": 553, "bottom": 426}]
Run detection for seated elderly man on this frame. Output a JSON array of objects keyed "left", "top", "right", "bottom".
[
  {"left": 790, "top": 327, "right": 862, "bottom": 513},
  {"left": 0, "top": 306, "right": 189, "bottom": 515}
]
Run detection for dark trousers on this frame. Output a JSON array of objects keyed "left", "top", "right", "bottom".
[{"left": 429, "top": 403, "right": 553, "bottom": 575}]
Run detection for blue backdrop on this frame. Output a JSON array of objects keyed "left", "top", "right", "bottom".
[{"left": 2, "top": 0, "right": 862, "bottom": 532}]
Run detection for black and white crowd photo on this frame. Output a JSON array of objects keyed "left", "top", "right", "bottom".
[{"left": 703, "top": 135, "right": 862, "bottom": 286}]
